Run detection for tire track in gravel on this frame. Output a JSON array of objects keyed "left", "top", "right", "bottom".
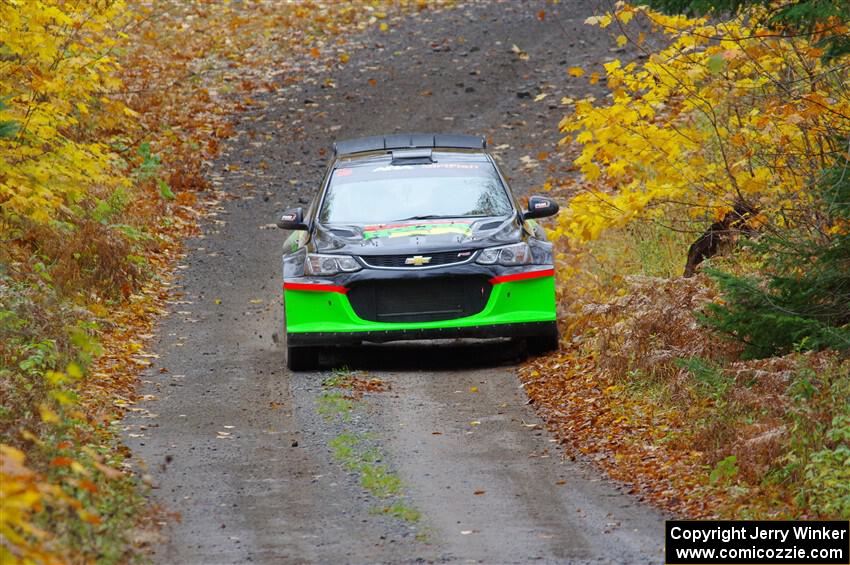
[{"left": 125, "top": 2, "right": 665, "bottom": 563}]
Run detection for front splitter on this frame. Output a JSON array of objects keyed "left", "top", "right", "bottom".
[{"left": 287, "top": 321, "right": 557, "bottom": 346}]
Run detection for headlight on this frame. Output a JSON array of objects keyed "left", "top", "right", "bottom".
[
  {"left": 476, "top": 242, "right": 532, "bottom": 266},
  {"left": 305, "top": 253, "right": 361, "bottom": 275}
]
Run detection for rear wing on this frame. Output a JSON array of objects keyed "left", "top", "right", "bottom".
[{"left": 333, "top": 133, "right": 486, "bottom": 157}]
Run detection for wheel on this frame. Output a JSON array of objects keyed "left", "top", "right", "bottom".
[
  {"left": 526, "top": 331, "right": 559, "bottom": 356},
  {"left": 286, "top": 344, "right": 319, "bottom": 371},
  {"left": 282, "top": 300, "right": 319, "bottom": 370}
]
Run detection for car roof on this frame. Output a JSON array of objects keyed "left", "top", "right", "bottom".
[
  {"left": 333, "top": 133, "right": 486, "bottom": 157},
  {"left": 335, "top": 149, "right": 490, "bottom": 169}
]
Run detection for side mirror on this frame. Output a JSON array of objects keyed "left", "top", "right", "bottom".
[
  {"left": 277, "top": 207, "right": 308, "bottom": 230},
  {"left": 522, "top": 196, "right": 559, "bottom": 220}
]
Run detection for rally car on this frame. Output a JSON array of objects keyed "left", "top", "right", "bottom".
[{"left": 277, "top": 133, "right": 559, "bottom": 370}]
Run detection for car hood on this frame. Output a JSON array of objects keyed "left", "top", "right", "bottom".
[{"left": 312, "top": 217, "right": 522, "bottom": 255}]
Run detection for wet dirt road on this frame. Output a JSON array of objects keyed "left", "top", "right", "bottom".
[{"left": 125, "top": 2, "right": 665, "bottom": 563}]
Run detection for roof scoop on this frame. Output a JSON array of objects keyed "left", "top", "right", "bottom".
[
  {"left": 333, "top": 133, "right": 485, "bottom": 156},
  {"left": 390, "top": 148, "right": 434, "bottom": 165}
]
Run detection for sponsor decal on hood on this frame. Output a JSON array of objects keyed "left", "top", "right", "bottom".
[{"left": 361, "top": 219, "right": 474, "bottom": 240}]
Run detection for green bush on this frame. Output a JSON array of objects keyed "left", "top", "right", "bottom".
[
  {"left": 803, "top": 414, "right": 850, "bottom": 519},
  {"left": 703, "top": 155, "right": 850, "bottom": 359}
]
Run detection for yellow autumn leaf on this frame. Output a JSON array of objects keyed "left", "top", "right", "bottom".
[
  {"left": 66, "top": 363, "right": 83, "bottom": 380},
  {"left": 584, "top": 14, "right": 612, "bottom": 28},
  {"left": 38, "top": 404, "right": 60, "bottom": 424}
]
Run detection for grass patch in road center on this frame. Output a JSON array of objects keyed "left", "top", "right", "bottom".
[
  {"left": 372, "top": 502, "right": 422, "bottom": 524},
  {"left": 329, "top": 433, "right": 404, "bottom": 499},
  {"left": 320, "top": 370, "right": 422, "bottom": 526},
  {"left": 360, "top": 462, "right": 404, "bottom": 499},
  {"left": 316, "top": 391, "right": 358, "bottom": 422}
]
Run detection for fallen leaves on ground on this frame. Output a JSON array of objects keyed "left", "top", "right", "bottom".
[
  {"left": 522, "top": 273, "right": 850, "bottom": 519},
  {"left": 329, "top": 372, "right": 391, "bottom": 398},
  {"left": 520, "top": 350, "right": 716, "bottom": 517}
]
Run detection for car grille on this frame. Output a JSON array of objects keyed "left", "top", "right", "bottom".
[
  {"left": 359, "top": 250, "right": 475, "bottom": 269},
  {"left": 347, "top": 276, "right": 492, "bottom": 323}
]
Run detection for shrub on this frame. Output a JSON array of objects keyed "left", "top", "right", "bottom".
[{"left": 703, "top": 156, "right": 850, "bottom": 358}]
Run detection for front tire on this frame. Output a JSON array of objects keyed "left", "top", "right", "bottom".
[
  {"left": 526, "top": 330, "right": 559, "bottom": 356},
  {"left": 286, "top": 344, "right": 319, "bottom": 371},
  {"left": 283, "top": 300, "right": 318, "bottom": 371}
]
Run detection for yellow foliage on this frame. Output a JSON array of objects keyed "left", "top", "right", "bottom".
[
  {"left": 558, "top": 3, "right": 850, "bottom": 243},
  {"left": 0, "top": 446, "right": 66, "bottom": 565},
  {"left": 0, "top": 1, "right": 133, "bottom": 224}
]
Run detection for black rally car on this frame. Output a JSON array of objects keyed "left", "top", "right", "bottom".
[{"left": 277, "top": 133, "right": 559, "bottom": 370}]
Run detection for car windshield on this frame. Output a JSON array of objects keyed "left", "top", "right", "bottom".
[{"left": 319, "top": 157, "right": 513, "bottom": 224}]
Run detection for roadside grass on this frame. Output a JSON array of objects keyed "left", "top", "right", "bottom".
[
  {"left": 528, "top": 226, "right": 850, "bottom": 519},
  {"left": 29, "top": 419, "right": 150, "bottom": 564},
  {"left": 0, "top": 270, "right": 161, "bottom": 563},
  {"left": 585, "top": 222, "right": 693, "bottom": 281},
  {"left": 321, "top": 371, "right": 422, "bottom": 526}
]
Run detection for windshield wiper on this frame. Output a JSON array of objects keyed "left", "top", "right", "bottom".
[{"left": 394, "top": 214, "right": 489, "bottom": 221}]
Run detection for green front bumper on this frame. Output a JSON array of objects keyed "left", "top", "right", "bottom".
[{"left": 283, "top": 274, "right": 556, "bottom": 344}]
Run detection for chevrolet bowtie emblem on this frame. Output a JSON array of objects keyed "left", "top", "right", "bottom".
[{"left": 405, "top": 255, "right": 432, "bottom": 266}]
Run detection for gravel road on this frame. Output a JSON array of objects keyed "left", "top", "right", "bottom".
[{"left": 125, "top": 1, "right": 665, "bottom": 563}]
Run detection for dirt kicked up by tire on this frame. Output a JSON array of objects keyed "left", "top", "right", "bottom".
[{"left": 123, "top": 1, "right": 665, "bottom": 563}]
